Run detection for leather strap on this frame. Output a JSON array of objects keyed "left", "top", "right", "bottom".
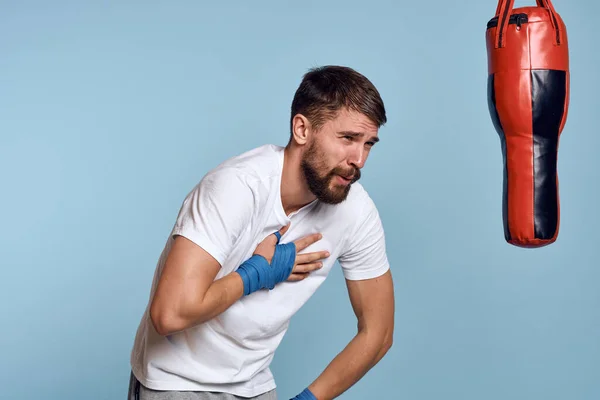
[
  {"left": 493, "top": 0, "right": 562, "bottom": 48},
  {"left": 493, "top": 0, "right": 515, "bottom": 48},
  {"left": 540, "top": 0, "right": 563, "bottom": 44}
]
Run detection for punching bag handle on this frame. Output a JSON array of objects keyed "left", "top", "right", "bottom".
[
  {"left": 539, "top": 0, "right": 563, "bottom": 45},
  {"left": 493, "top": 0, "right": 563, "bottom": 48},
  {"left": 493, "top": 0, "right": 515, "bottom": 48}
]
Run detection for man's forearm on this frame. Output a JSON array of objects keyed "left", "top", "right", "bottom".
[
  {"left": 184, "top": 272, "right": 246, "bottom": 325},
  {"left": 307, "top": 329, "right": 392, "bottom": 400},
  {"left": 151, "top": 272, "right": 245, "bottom": 335}
]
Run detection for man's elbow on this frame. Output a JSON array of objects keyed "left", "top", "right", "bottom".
[
  {"left": 370, "top": 326, "right": 394, "bottom": 360},
  {"left": 150, "top": 302, "right": 182, "bottom": 336},
  {"left": 381, "top": 331, "right": 393, "bottom": 354},
  {"left": 357, "top": 324, "right": 393, "bottom": 359}
]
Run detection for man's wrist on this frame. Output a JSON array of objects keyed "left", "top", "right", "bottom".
[
  {"left": 291, "top": 387, "right": 317, "bottom": 400},
  {"left": 236, "top": 254, "right": 268, "bottom": 295},
  {"left": 234, "top": 269, "right": 251, "bottom": 296}
]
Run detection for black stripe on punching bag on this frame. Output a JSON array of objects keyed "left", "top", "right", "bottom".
[
  {"left": 487, "top": 74, "right": 511, "bottom": 241},
  {"left": 531, "top": 69, "right": 566, "bottom": 240}
]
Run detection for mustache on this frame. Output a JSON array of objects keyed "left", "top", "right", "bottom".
[{"left": 332, "top": 166, "right": 361, "bottom": 181}]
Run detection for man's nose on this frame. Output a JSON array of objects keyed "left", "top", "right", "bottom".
[{"left": 349, "top": 145, "right": 366, "bottom": 169}]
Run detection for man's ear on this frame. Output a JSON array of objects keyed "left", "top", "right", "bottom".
[{"left": 290, "top": 114, "right": 311, "bottom": 145}]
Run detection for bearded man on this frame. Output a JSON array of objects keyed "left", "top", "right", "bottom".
[{"left": 128, "top": 65, "right": 395, "bottom": 400}]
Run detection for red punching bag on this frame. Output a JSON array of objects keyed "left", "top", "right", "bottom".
[{"left": 486, "top": 0, "right": 569, "bottom": 248}]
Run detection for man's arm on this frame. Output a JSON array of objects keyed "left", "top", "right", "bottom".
[
  {"left": 305, "top": 269, "right": 395, "bottom": 400},
  {"left": 151, "top": 228, "right": 326, "bottom": 336},
  {"left": 150, "top": 235, "right": 244, "bottom": 336},
  {"left": 149, "top": 169, "right": 254, "bottom": 336}
]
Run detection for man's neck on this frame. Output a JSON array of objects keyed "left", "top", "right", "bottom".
[{"left": 280, "top": 145, "right": 316, "bottom": 216}]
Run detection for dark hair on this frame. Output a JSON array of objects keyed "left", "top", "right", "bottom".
[{"left": 290, "top": 65, "right": 387, "bottom": 136}]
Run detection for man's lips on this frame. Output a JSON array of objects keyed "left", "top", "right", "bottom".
[{"left": 336, "top": 174, "right": 353, "bottom": 184}]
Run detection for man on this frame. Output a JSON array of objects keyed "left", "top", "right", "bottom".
[{"left": 128, "top": 65, "right": 395, "bottom": 400}]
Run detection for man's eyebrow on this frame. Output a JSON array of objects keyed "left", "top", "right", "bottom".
[{"left": 338, "top": 131, "right": 380, "bottom": 143}]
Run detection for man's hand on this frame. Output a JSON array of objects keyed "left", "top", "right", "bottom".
[
  {"left": 237, "top": 224, "right": 330, "bottom": 295},
  {"left": 253, "top": 224, "right": 330, "bottom": 282}
]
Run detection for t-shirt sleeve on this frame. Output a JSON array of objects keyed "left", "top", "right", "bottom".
[
  {"left": 338, "top": 197, "right": 390, "bottom": 281},
  {"left": 171, "top": 167, "right": 254, "bottom": 266}
]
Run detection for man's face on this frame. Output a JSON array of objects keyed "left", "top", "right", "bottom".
[{"left": 301, "top": 108, "right": 379, "bottom": 204}]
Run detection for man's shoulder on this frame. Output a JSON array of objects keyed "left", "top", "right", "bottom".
[
  {"left": 202, "top": 144, "right": 282, "bottom": 189},
  {"left": 337, "top": 183, "right": 382, "bottom": 228},
  {"left": 313, "top": 182, "right": 379, "bottom": 228},
  {"left": 340, "top": 182, "right": 378, "bottom": 214}
]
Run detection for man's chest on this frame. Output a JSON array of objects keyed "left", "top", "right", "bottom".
[{"left": 219, "top": 205, "right": 351, "bottom": 277}]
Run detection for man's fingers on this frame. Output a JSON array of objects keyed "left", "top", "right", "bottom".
[
  {"left": 292, "top": 261, "right": 323, "bottom": 274},
  {"left": 285, "top": 258, "right": 325, "bottom": 282},
  {"left": 279, "top": 223, "right": 290, "bottom": 236},
  {"left": 294, "top": 232, "right": 323, "bottom": 251},
  {"left": 286, "top": 272, "right": 310, "bottom": 282},
  {"left": 268, "top": 224, "right": 291, "bottom": 244},
  {"left": 295, "top": 250, "right": 330, "bottom": 265}
]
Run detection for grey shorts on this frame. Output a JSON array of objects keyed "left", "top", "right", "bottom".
[{"left": 128, "top": 372, "right": 277, "bottom": 400}]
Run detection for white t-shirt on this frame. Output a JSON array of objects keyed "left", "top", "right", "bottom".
[{"left": 130, "top": 144, "right": 389, "bottom": 397}]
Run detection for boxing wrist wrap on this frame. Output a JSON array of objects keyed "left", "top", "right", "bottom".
[
  {"left": 236, "top": 232, "right": 296, "bottom": 296},
  {"left": 290, "top": 388, "right": 317, "bottom": 400}
]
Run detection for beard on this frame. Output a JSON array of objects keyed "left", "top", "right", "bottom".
[{"left": 300, "top": 140, "right": 361, "bottom": 204}]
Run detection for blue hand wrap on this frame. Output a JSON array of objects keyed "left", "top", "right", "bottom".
[
  {"left": 237, "top": 231, "right": 296, "bottom": 296},
  {"left": 290, "top": 388, "right": 317, "bottom": 400}
]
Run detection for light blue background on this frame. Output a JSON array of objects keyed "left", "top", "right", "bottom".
[{"left": 1, "top": 1, "right": 598, "bottom": 399}]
